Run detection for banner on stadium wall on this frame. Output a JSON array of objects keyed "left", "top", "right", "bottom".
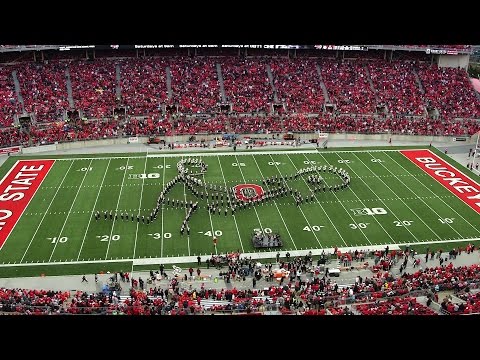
[
  {"left": 0, "top": 146, "right": 21, "bottom": 155},
  {"left": 128, "top": 137, "right": 139, "bottom": 143},
  {"left": 453, "top": 137, "right": 468, "bottom": 142}
]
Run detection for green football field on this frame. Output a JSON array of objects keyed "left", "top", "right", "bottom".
[{"left": 0, "top": 146, "right": 479, "bottom": 278}]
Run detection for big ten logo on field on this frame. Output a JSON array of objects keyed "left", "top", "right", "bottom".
[
  {"left": 234, "top": 184, "right": 264, "bottom": 202},
  {"left": 129, "top": 173, "right": 161, "bottom": 179},
  {"left": 350, "top": 207, "right": 387, "bottom": 216}
]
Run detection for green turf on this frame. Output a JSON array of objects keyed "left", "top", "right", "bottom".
[{"left": 0, "top": 146, "right": 478, "bottom": 278}]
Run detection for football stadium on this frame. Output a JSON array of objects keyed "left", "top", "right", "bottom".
[{"left": 0, "top": 44, "right": 479, "bottom": 315}]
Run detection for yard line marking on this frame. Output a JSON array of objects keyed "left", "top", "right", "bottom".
[
  {"left": 20, "top": 160, "right": 75, "bottom": 263},
  {"left": 199, "top": 156, "right": 217, "bottom": 255},
  {"left": 233, "top": 154, "right": 266, "bottom": 241},
  {"left": 161, "top": 157, "right": 166, "bottom": 257},
  {"left": 309, "top": 152, "right": 375, "bottom": 245},
  {"left": 368, "top": 152, "right": 464, "bottom": 238},
  {"left": 181, "top": 156, "right": 191, "bottom": 257},
  {"left": 131, "top": 153, "right": 149, "bottom": 269},
  {"left": 280, "top": 154, "right": 347, "bottom": 248},
  {"left": 252, "top": 154, "right": 299, "bottom": 249},
  {"left": 105, "top": 158, "right": 130, "bottom": 260},
  {"left": 352, "top": 152, "right": 443, "bottom": 242},
  {"left": 384, "top": 151, "right": 479, "bottom": 234},
  {"left": 341, "top": 152, "right": 422, "bottom": 243},
  {"left": 76, "top": 158, "right": 111, "bottom": 261},
  {"left": 49, "top": 159, "right": 94, "bottom": 262},
  {"left": 217, "top": 155, "right": 244, "bottom": 253}
]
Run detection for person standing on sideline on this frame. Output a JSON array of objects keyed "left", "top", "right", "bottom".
[
  {"left": 95, "top": 274, "right": 98, "bottom": 283},
  {"left": 82, "top": 275, "right": 88, "bottom": 283},
  {"left": 197, "top": 256, "right": 201, "bottom": 266}
]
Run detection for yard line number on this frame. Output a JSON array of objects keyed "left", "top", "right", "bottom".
[{"left": 98, "top": 234, "right": 120, "bottom": 241}]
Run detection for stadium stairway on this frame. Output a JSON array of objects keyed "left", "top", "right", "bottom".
[
  {"left": 11, "top": 70, "right": 25, "bottom": 113},
  {"left": 115, "top": 64, "right": 122, "bottom": 101},
  {"left": 65, "top": 67, "right": 75, "bottom": 109},
  {"left": 315, "top": 63, "right": 331, "bottom": 103},
  {"left": 412, "top": 67, "right": 425, "bottom": 94},
  {"left": 166, "top": 66, "right": 173, "bottom": 101},
  {"left": 265, "top": 64, "right": 279, "bottom": 103},
  {"left": 364, "top": 65, "right": 380, "bottom": 103},
  {"left": 216, "top": 63, "right": 227, "bottom": 103}
]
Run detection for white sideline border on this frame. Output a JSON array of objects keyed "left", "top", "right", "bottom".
[
  {"left": 1, "top": 237, "right": 479, "bottom": 267},
  {"left": 31, "top": 148, "right": 419, "bottom": 161}
]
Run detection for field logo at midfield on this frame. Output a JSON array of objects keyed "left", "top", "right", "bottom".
[
  {"left": 401, "top": 149, "right": 480, "bottom": 214},
  {"left": 234, "top": 184, "right": 264, "bottom": 202},
  {"left": 0, "top": 160, "right": 55, "bottom": 249}
]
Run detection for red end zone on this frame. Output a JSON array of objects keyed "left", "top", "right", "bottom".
[
  {"left": 0, "top": 160, "right": 55, "bottom": 249},
  {"left": 401, "top": 150, "right": 480, "bottom": 214}
]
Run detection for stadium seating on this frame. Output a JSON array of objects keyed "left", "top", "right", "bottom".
[
  {"left": 0, "top": 66, "right": 22, "bottom": 127},
  {"left": 119, "top": 58, "right": 168, "bottom": 116},
  {"left": 221, "top": 57, "right": 274, "bottom": 113},
  {"left": 170, "top": 57, "right": 220, "bottom": 114},
  {"left": 269, "top": 58, "right": 324, "bottom": 113},
  {"left": 69, "top": 60, "right": 117, "bottom": 119},
  {"left": 0, "top": 55, "right": 479, "bottom": 152},
  {"left": 16, "top": 62, "right": 70, "bottom": 123}
]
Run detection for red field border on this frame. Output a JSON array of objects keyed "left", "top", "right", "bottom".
[
  {"left": 400, "top": 149, "right": 480, "bottom": 214},
  {"left": 0, "top": 160, "right": 55, "bottom": 249}
]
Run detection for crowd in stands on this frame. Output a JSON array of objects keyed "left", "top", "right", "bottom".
[
  {"left": 367, "top": 61, "right": 425, "bottom": 116},
  {"left": 270, "top": 58, "right": 324, "bottom": 113},
  {"left": 16, "top": 62, "right": 70, "bottom": 123},
  {"left": 1, "top": 114, "right": 479, "bottom": 148},
  {"left": 0, "top": 66, "right": 22, "bottom": 127},
  {"left": 319, "top": 59, "right": 377, "bottom": 114},
  {"left": 416, "top": 63, "right": 480, "bottom": 120},
  {"left": 1, "top": 56, "right": 480, "bottom": 149},
  {"left": 221, "top": 57, "right": 274, "bottom": 113},
  {"left": 69, "top": 60, "right": 117, "bottom": 119},
  {"left": 170, "top": 57, "right": 220, "bottom": 114},
  {"left": 354, "top": 296, "right": 437, "bottom": 315},
  {"left": 119, "top": 58, "right": 168, "bottom": 116},
  {"left": 2, "top": 244, "right": 480, "bottom": 315}
]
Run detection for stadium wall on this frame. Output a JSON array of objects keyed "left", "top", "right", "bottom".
[
  {"left": 19, "top": 133, "right": 475, "bottom": 153},
  {"left": 437, "top": 54, "right": 469, "bottom": 69}
]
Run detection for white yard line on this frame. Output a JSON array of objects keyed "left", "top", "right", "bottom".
[
  {"left": 233, "top": 154, "right": 266, "bottom": 235},
  {"left": 363, "top": 152, "right": 464, "bottom": 238},
  {"left": 384, "top": 151, "right": 479, "bottom": 235},
  {"left": 336, "top": 153, "right": 423, "bottom": 241},
  {"left": 180, "top": 156, "right": 191, "bottom": 256},
  {"left": 104, "top": 158, "right": 130, "bottom": 260},
  {"left": 160, "top": 157, "right": 166, "bottom": 257},
  {"left": 304, "top": 153, "right": 375, "bottom": 245},
  {"left": 350, "top": 152, "right": 442, "bottom": 242},
  {"left": 217, "top": 155, "right": 244, "bottom": 253},
  {"left": 277, "top": 154, "right": 347, "bottom": 247},
  {"left": 48, "top": 159, "right": 94, "bottom": 262},
  {"left": 199, "top": 156, "right": 217, "bottom": 255},
  {"left": 131, "top": 153, "right": 149, "bottom": 270},
  {"left": 250, "top": 155, "right": 299, "bottom": 249},
  {"left": 76, "top": 158, "right": 111, "bottom": 261},
  {"left": 20, "top": 161, "right": 75, "bottom": 263}
]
